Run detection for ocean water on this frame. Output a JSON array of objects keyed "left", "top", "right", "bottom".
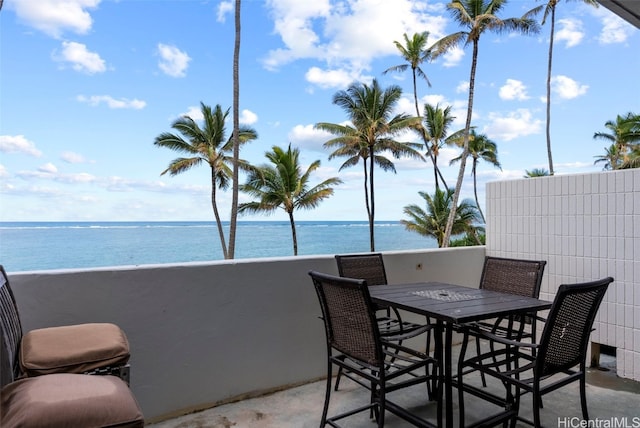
[{"left": 0, "top": 221, "right": 437, "bottom": 272}]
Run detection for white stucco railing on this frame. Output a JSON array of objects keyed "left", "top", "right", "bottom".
[{"left": 7, "top": 246, "right": 486, "bottom": 422}]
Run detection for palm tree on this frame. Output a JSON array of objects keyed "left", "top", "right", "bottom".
[
  {"left": 401, "top": 188, "right": 481, "bottom": 248},
  {"left": 423, "top": 103, "right": 455, "bottom": 190},
  {"left": 154, "top": 102, "right": 257, "bottom": 259},
  {"left": 384, "top": 32, "right": 433, "bottom": 117},
  {"left": 315, "top": 79, "right": 424, "bottom": 251},
  {"left": 593, "top": 144, "right": 622, "bottom": 171},
  {"left": 593, "top": 112, "right": 640, "bottom": 169},
  {"left": 383, "top": 32, "right": 449, "bottom": 190},
  {"left": 238, "top": 144, "right": 342, "bottom": 256},
  {"left": 449, "top": 129, "right": 501, "bottom": 223},
  {"left": 524, "top": 168, "right": 550, "bottom": 177},
  {"left": 432, "top": 0, "right": 540, "bottom": 247},
  {"left": 540, "top": 0, "right": 598, "bottom": 176},
  {"left": 228, "top": 0, "right": 242, "bottom": 259}
]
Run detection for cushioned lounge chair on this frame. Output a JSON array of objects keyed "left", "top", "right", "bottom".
[{"left": 0, "top": 265, "right": 131, "bottom": 383}]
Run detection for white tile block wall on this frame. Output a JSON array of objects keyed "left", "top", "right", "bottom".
[{"left": 486, "top": 168, "right": 640, "bottom": 382}]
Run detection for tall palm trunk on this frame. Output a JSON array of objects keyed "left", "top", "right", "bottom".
[
  {"left": 413, "top": 69, "right": 447, "bottom": 191},
  {"left": 443, "top": 39, "right": 478, "bottom": 247},
  {"left": 288, "top": 211, "right": 298, "bottom": 256},
  {"left": 546, "top": 6, "right": 556, "bottom": 176},
  {"left": 368, "top": 145, "right": 375, "bottom": 252},
  {"left": 228, "top": 0, "right": 241, "bottom": 259},
  {"left": 211, "top": 169, "right": 228, "bottom": 258},
  {"left": 471, "top": 159, "right": 485, "bottom": 223}
]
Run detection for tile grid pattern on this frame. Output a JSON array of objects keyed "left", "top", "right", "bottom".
[{"left": 486, "top": 169, "right": 640, "bottom": 382}]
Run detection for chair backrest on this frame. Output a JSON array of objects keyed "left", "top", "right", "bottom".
[
  {"left": 335, "top": 253, "right": 387, "bottom": 286},
  {"left": 0, "top": 265, "right": 23, "bottom": 387},
  {"left": 309, "top": 270, "right": 382, "bottom": 367},
  {"left": 536, "top": 277, "right": 613, "bottom": 378},
  {"left": 479, "top": 256, "right": 546, "bottom": 298}
]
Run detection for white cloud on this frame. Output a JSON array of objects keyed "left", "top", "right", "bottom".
[
  {"left": 217, "top": 1, "right": 233, "bottom": 23},
  {"left": 441, "top": 46, "right": 465, "bottom": 68},
  {"left": 483, "top": 109, "right": 542, "bottom": 141},
  {"left": 157, "top": 44, "right": 191, "bottom": 78},
  {"left": 455, "top": 81, "right": 469, "bottom": 94},
  {"left": 263, "top": 0, "right": 446, "bottom": 89},
  {"left": 305, "top": 66, "right": 365, "bottom": 89},
  {"left": 555, "top": 18, "right": 584, "bottom": 48},
  {"left": 39, "top": 163, "right": 58, "bottom": 174},
  {"left": 0, "top": 164, "right": 9, "bottom": 178},
  {"left": 61, "top": 151, "right": 89, "bottom": 164},
  {"left": 240, "top": 109, "right": 258, "bottom": 125},
  {"left": 595, "top": 8, "right": 635, "bottom": 44},
  {"left": 288, "top": 124, "right": 334, "bottom": 151},
  {"left": 0, "top": 135, "right": 43, "bottom": 157},
  {"left": 11, "top": 0, "right": 100, "bottom": 39},
  {"left": 499, "top": 79, "right": 530, "bottom": 101},
  {"left": 77, "top": 95, "right": 146, "bottom": 109},
  {"left": 551, "top": 75, "right": 588, "bottom": 99},
  {"left": 53, "top": 41, "right": 106, "bottom": 74},
  {"left": 182, "top": 106, "right": 204, "bottom": 121}
]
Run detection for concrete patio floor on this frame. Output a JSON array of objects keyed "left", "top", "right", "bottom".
[{"left": 149, "top": 353, "right": 640, "bottom": 428}]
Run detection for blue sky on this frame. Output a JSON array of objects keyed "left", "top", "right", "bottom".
[{"left": 0, "top": 0, "right": 638, "bottom": 222}]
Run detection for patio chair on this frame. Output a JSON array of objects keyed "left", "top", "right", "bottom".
[
  {"left": 334, "top": 253, "right": 436, "bottom": 392},
  {"left": 1, "top": 271, "right": 144, "bottom": 427},
  {"left": 463, "top": 256, "right": 546, "bottom": 387},
  {"left": 309, "top": 270, "right": 438, "bottom": 428},
  {"left": 457, "top": 277, "right": 613, "bottom": 428},
  {"left": 0, "top": 265, "right": 131, "bottom": 383}
]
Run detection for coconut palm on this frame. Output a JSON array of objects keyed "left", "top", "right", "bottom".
[
  {"left": 401, "top": 188, "right": 481, "bottom": 248},
  {"left": 432, "top": 0, "right": 540, "bottom": 247},
  {"left": 228, "top": 0, "right": 242, "bottom": 259},
  {"left": 383, "top": 32, "right": 450, "bottom": 191},
  {"left": 238, "top": 144, "right": 342, "bottom": 256},
  {"left": 449, "top": 130, "right": 501, "bottom": 223},
  {"left": 540, "top": 0, "right": 598, "bottom": 176},
  {"left": 593, "top": 144, "right": 622, "bottom": 171},
  {"left": 423, "top": 103, "right": 456, "bottom": 190},
  {"left": 593, "top": 112, "right": 640, "bottom": 169},
  {"left": 524, "top": 168, "right": 550, "bottom": 177},
  {"left": 154, "top": 102, "right": 258, "bottom": 259},
  {"left": 315, "top": 79, "right": 424, "bottom": 251}
]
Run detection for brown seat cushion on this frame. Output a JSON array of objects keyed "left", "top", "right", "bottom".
[
  {"left": 20, "top": 323, "right": 130, "bottom": 376},
  {"left": 1, "top": 373, "right": 144, "bottom": 427}
]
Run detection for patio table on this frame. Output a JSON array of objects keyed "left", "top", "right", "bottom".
[{"left": 369, "top": 281, "right": 552, "bottom": 428}]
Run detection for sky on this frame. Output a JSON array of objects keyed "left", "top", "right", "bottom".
[{"left": 0, "top": 0, "right": 638, "bottom": 223}]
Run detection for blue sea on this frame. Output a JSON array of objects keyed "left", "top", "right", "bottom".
[{"left": 0, "top": 221, "right": 437, "bottom": 272}]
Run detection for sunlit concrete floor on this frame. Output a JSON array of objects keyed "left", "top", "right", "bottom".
[{"left": 149, "top": 352, "right": 640, "bottom": 428}]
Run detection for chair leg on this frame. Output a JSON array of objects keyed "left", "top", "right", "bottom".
[
  {"left": 475, "top": 335, "right": 487, "bottom": 387},
  {"left": 320, "top": 360, "right": 333, "bottom": 427},
  {"left": 377, "top": 386, "right": 385, "bottom": 428},
  {"left": 333, "top": 367, "right": 343, "bottom": 391},
  {"left": 458, "top": 335, "right": 470, "bottom": 428},
  {"left": 533, "top": 389, "right": 542, "bottom": 428},
  {"left": 580, "top": 372, "right": 589, "bottom": 421}
]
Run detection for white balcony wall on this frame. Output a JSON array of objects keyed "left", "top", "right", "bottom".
[
  {"left": 8, "top": 246, "right": 485, "bottom": 422},
  {"left": 486, "top": 168, "right": 640, "bottom": 383}
]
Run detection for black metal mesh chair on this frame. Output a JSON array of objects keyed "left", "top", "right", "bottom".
[
  {"left": 457, "top": 277, "right": 613, "bottom": 428},
  {"left": 309, "top": 270, "right": 438, "bottom": 428},
  {"left": 334, "top": 253, "right": 436, "bottom": 392},
  {"left": 463, "top": 257, "right": 547, "bottom": 387}
]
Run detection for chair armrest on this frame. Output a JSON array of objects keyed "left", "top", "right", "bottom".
[{"left": 470, "top": 328, "right": 540, "bottom": 349}]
